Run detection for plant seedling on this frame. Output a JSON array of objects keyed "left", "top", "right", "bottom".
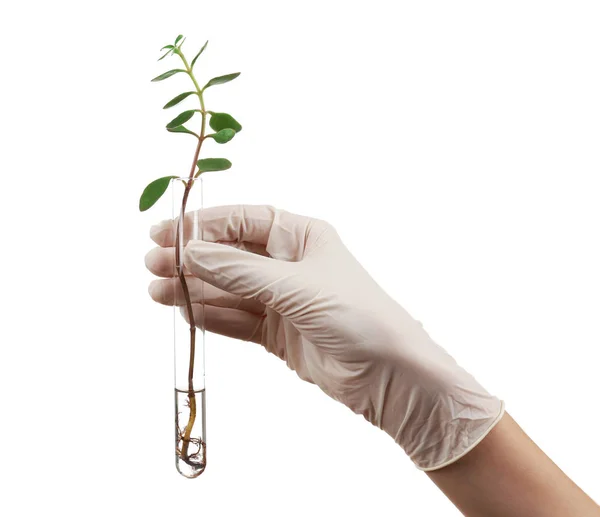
[{"left": 140, "top": 35, "right": 241, "bottom": 475}]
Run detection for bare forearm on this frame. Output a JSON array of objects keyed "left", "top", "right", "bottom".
[{"left": 426, "top": 412, "right": 599, "bottom": 517}]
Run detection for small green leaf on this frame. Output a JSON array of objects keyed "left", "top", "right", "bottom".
[
  {"left": 209, "top": 112, "right": 242, "bottom": 133},
  {"left": 158, "top": 44, "right": 177, "bottom": 61},
  {"left": 163, "top": 91, "right": 196, "bottom": 109},
  {"left": 203, "top": 72, "right": 240, "bottom": 90},
  {"left": 196, "top": 158, "right": 232, "bottom": 173},
  {"left": 177, "top": 36, "right": 186, "bottom": 48},
  {"left": 166, "top": 110, "right": 195, "bottom": 129},
  {"left": 151, "top": 69, "right": 186, "bottom": 82},
  {"left": 191, "top": 40, "right": 208, "bottom": 69},
  {"left": 139, "top": 176, "right": 177, "bottom": 212},
  {"left": 174, "top": 35, "right": 184, "bottom": 46},
  {"left": 208, "top": 128, "right": 236, "bottom": 144},
  {"left": 167, "top": 125, "right": 199, "bottom": 138}
]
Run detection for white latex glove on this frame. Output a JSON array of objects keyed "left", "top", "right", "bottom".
[{"left": 146, "top": 204, "right": 505, "bottom": 470}]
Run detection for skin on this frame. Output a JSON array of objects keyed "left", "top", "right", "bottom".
[{"left": 427, "top": 412, "right": 600, "bottom": 516}]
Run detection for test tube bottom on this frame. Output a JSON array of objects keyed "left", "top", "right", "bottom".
[{"left": 175, "top": 388, "right": 206, "bottom": 478}]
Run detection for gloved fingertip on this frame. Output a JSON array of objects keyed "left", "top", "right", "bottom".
[
  {"left": 148, "top": 279, "right": 162, "bottom": 302},
  {"left": 182, "top": 239, "right": 209, "bottom": 276},
  {"left": 150, "top": 220, "right": 171, "bottom": 244},
  {"left": 149, "top": 223, "right": 161, "bottom": 239},
  {"left": 144, "top": 248, "right": 154, "bottom": 270}
]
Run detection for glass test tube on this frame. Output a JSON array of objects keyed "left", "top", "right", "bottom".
[{"left": 171, "top": 176, "right": 206, "bottom": 479}]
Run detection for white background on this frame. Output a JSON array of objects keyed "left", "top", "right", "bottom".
[{"left": 1, "top": 1, "right": 599, "bottom": 515}]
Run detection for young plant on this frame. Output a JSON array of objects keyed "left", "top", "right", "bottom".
[{"left": 139, "top": 35, "right": 241, "bottom": 475}]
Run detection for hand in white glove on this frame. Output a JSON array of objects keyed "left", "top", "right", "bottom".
[{"left": 145, "top": 204, "right": 504, "bottom": 470}]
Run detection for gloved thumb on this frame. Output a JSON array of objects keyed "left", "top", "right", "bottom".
[{"left": 183, "top": 240, "right": 298, "bottom": 310}]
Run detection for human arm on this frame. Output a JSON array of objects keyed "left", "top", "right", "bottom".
[
  {"left": 427, "top": 412, "right": 600, "bottom": 516},
  {"left": 145, "top": 204, "right": 598, "bottom": 514}
]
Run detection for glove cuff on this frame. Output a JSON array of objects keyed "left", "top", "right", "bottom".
[{"left": 410, "top": 398, "right": 506, "bottom": 471}]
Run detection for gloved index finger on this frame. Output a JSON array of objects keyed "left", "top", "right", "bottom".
[{"left": 150, "top": 204, "right": 277, "bottom": 248}]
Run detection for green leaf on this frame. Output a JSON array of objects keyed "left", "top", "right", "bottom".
[
  {"left": 209, "top": 112, "right": 242, "bottom": 133},
  {"left": 209, "top": 128, "right": 236, "bottom": 144},
  {"left": 177, "top": 36, "right": 186, "bottom": 48},
  {"left": 158, "top": 44, "right": 176, "bottom": 61},
  {"left": 163, "top": 91, "right": 196, "bottom": 109},
  {"left": 139, "top": 176, "right": 177, "bottom": 212},
  {"left": 196, "top": 158, "right": 232, "bottom": 173},
  {"left": 166, "top": 110, "right": 195, "bottom": 129},
  {"left": 151, "top": 69, "right": 186, "bottom": 82},
  {"left": 203, "top": 72, "right": 240, "bottom": 90},
  {"left": 191, "top": 40, "right": 208, "bottom": 69},
  {"left": 174, "top": 35, "right": 184, "bottom": 46},
  {"left": 167, "top": 125, "right": 199, "bottom": 138}
]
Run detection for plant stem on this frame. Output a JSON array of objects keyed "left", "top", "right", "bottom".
[{"left": 174, "top": 49, "right": 208, "bottom": 463}]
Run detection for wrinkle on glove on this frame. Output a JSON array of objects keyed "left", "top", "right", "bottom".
[{"left": 156, "top": 204, "right": 506, "bottom": 470}]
